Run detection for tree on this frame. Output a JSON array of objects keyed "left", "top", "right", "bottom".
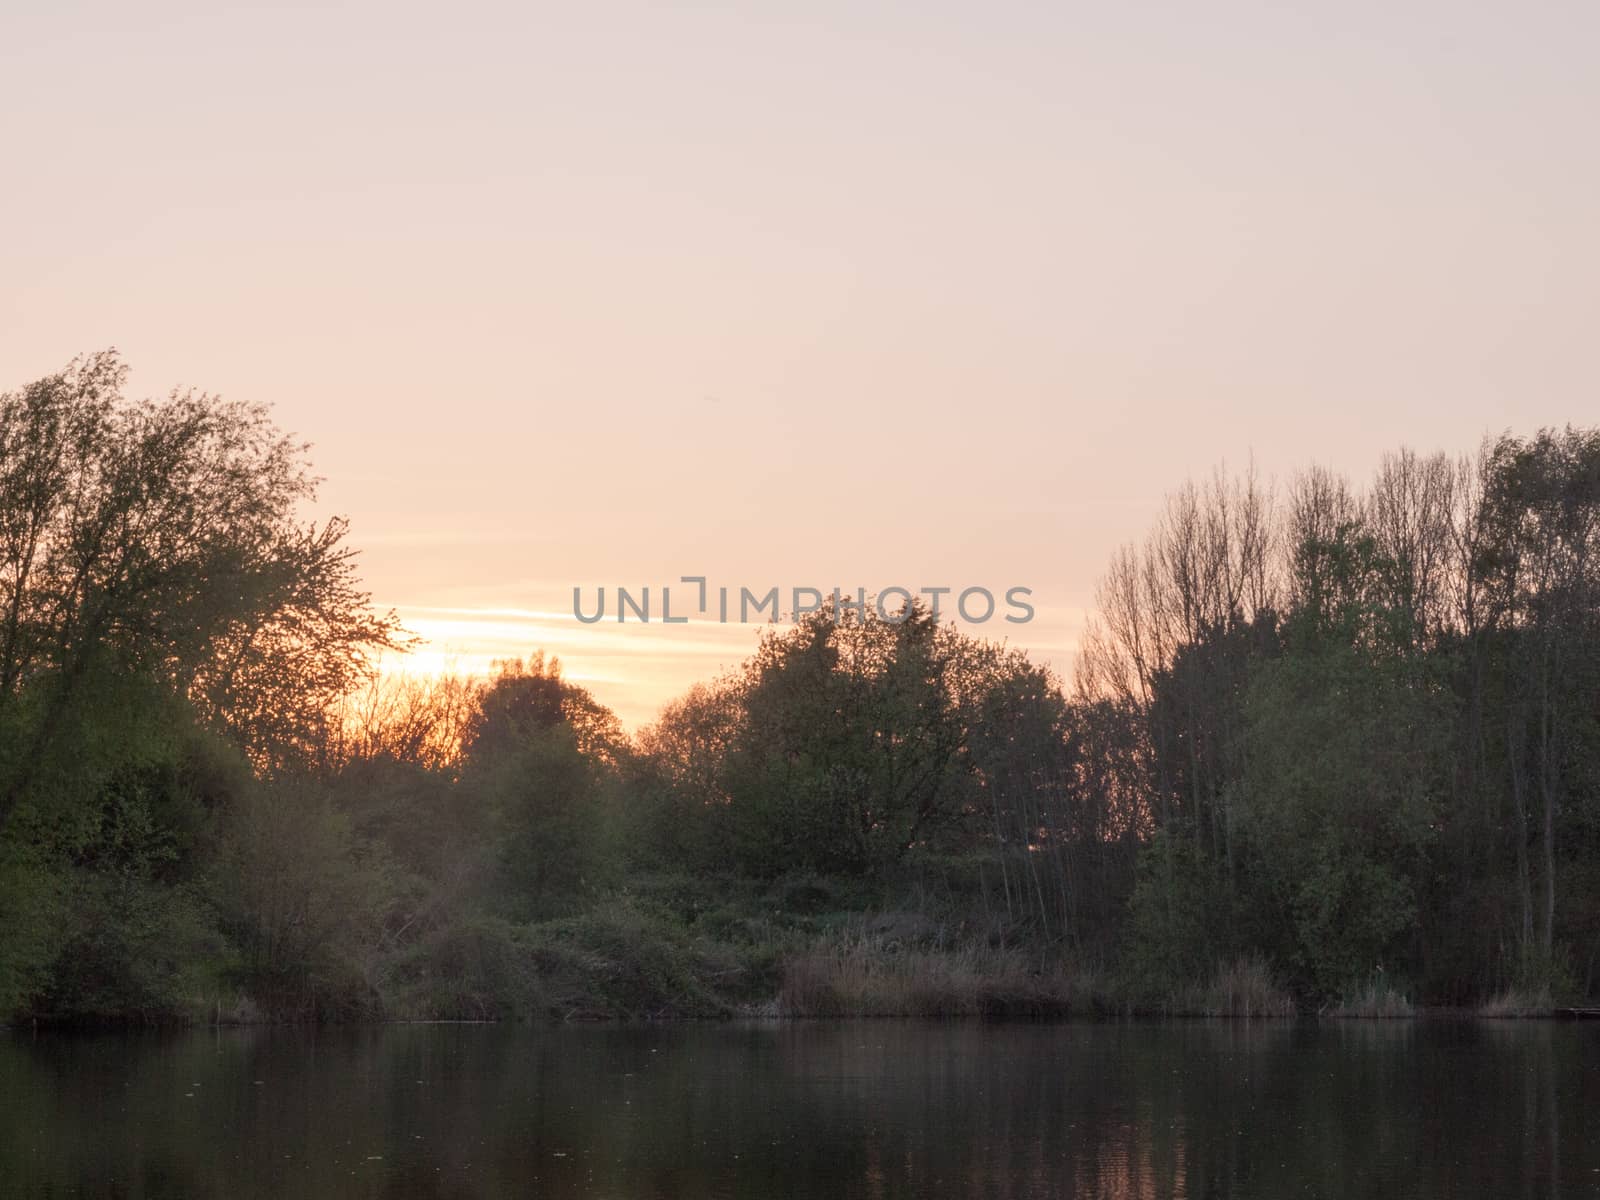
[
  {"left": 464, "top": 653, "right": 624, "bottom": 767},
  {"left": 0, "top": 351, "right": 407, "bottom": 819},
  {"left": 706, "top": 602, "right": 1035, "bottom": 877},
  {"left": 630, "top": 677, "right": 743, "bottom": 869},
  {"left": 455, "top": 655, "right": 625, "bottom": 919},
  {"left": 1471, "top": 428, "right": 1600, "bottom": 981},
  {"left": 1236, "top": 631, "right": 1450, "bottom": 999}
]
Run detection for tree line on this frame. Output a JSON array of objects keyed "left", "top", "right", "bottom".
[{"left": 0, "top": 352, "right": 1595, "bottom": 1021}]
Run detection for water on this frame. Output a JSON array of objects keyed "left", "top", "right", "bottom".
[{"left": 2, "top": 1020, "right": 1596, "bottom": 1198}]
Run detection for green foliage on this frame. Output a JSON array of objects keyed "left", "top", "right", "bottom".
[
  {"left": 0, "top": 694, "right": 249, "bottom": 1021},
  {"left": 482, "top": 724, "right": 619, "bottom": 919},
  {"left": 40, "top": 872, "right": 219, "bottom": 1022},
  {"left": 655, "top": 603, "right": 1043, "bottom": 879},
  {"left": 523, "top": 898, "right": 741, "bottom": 1018},
  {"left": 1124, "top": 832, "right": 1241, "bottom": 1000},
  {"left": 1236, "top": 609, "right": 1449, "bottom": 1000},
  {"left": 466, "top": 653, "right": 625, "bottom": 765},
  {"left": 382, "top": 915, "right": 547, "bottom": 1021},
  {"left": 211, "top": 782, "right": 396, "bottom": 1019},
  {"left": 0, "top": 848, "right": 60, "bottom": 1014},
  {"left": 4, "top": 356, "right": 1599, "bottom": 1025},
  {"left": 0, "top": 352, "right": 406, "bottom": 799}
]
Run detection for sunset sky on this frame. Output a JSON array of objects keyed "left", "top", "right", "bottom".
[{"left": 4, "top": 2, "right": 1595, "bottom": 727}]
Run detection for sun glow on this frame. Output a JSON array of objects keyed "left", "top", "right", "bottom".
[
  {"left": 379, "top": 603, "right": 777, "bottom": 729},
  {"left": 378, "top": 601, "right": 1086, "bottom": 731}
]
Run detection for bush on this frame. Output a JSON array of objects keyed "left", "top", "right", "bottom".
[
  {"left": 40, "top": 873, "right": 221, "bottom": 1023},
  {"left": 523, "top": 898, "right": 747, "bottom": 1018},
  {"left": 382, "top": 916, "right": 546, "bottom": 1020},
  {"left": 0, "top": 852, "right": 59, "bottom": 1018},
  {"left": 211, "top": 782, "right": 395, "bottom": 1020}
]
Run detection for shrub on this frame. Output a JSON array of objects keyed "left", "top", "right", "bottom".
[
  {"left": 524, "top": 898, "right": 744, "bottom": 1019},
  {"left": 382, "top": 916, "right": 546, "bottom": 1021}
]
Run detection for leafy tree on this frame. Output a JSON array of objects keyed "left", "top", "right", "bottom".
[
  {"left": 1234, "top": 521, "right": 1453, "bottom": 998},
  {"left": 629, "top": 677, "right": 743, "bottom": 870},
  {"left": 0, "top": 350, "right": 407, "bottom": 817},
  {"left": 1237, "top": 641, "right": 1449, "bottom": 998},
  {"left": 1470, "top": 428, "right": 1600, "bottom": 982},
  {"left": 452, "top": 655, "right": 626, "bottom": 919},
  {"left": 0, "top": 352, "right": 407, "bottom": 1018},
  {"left": 484, "top": 725, "right": 617, "bottom": 919},
  {"left": 465, "top": 653, "right": 625, "bottom": 766},
  {"left": 717, "top": 603, "right": 993, "bottom": 876}
]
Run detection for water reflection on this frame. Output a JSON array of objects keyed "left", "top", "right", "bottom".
[{"left": 1, "top": 1020, "right": 1595, "bottom": 1198}]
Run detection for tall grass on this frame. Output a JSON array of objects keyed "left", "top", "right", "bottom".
[
  {"left": 1327, "top": 975, "right": 1414, "bottom": 1018},
  {"left": 776, "top": 927, "right": 1105, "bottom": 1018},
  {"left": 1477, "top": 987, "right": 1553, "bottom": 1018},
  {"left": 1166, "top": 955, "right": 1297, "bottom": 1017}
]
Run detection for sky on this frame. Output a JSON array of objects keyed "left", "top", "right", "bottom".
[{"left": 3, "top": 2, "right": 1596, "bottom": 727}]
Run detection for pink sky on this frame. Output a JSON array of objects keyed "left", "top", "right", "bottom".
[{"left": 4, "top": 2, "right": 1595, "bottom": 727}]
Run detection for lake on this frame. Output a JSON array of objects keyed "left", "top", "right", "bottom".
[{"left": 2, "top": 1020, "right": 1596, "bottom": 1198}]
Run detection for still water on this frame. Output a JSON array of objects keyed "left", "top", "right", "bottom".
[{"left": 2, "top": 1020, "right": 1596, "bottom": 1198}]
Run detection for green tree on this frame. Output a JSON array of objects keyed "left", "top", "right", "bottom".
[
  {"left": 460, "top": 655, "right": 624, "bottom": 918},
  {"left": 717, "top": 603, "right": 990, "bottom": 876},
  {"left": 1470, "top": 428, "right": 1600, "bottom": 985},
  {"left": 1235, "top": 523, "right": 1452, "bottom": 999},
  {"left": 0, "top": 350, "right": 406, "bottom": 819}
]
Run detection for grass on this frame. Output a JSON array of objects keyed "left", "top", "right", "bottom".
[
  {"left": 1476, "top": 986, "right": 1554, "bottom": 1018},
  {"left": 1165, "top": 955, "right": 1298, "bottom": 1018},
  {"left": 1327, "top": 975, "right": 1414, "bottom": 1018},
  {"left": 775, "top": 924, "right": 1109, "bottom": 1018}
]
